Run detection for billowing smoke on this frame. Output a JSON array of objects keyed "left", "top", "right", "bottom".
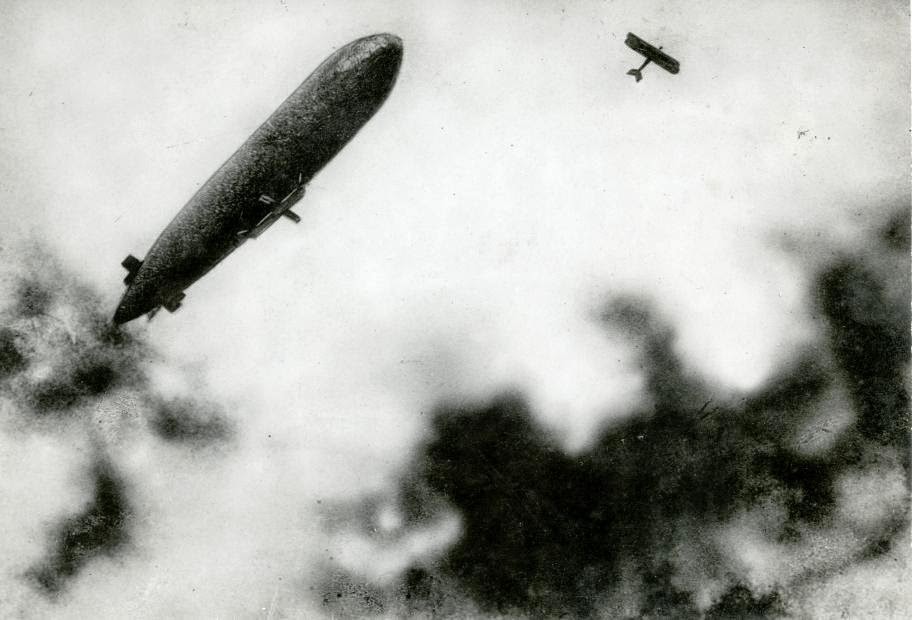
[
  {"left": 1, "top": 217, "right": 906, "bottom": 617},
  {"left": 0, "top": 244, "right": 233, "bottom": 601},
  {"left": 321, "top": 211, "right": 909, "bottom": 617},
  {"left": 27, "top": 461, "right": 130, "bottom": 595}
]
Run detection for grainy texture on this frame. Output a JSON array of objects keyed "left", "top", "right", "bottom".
[{"left": 0, "top": 2, "right": 907, "bottom": 618}]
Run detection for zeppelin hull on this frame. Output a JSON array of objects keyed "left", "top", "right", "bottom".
[{"left": 114, "top": 34, "right": 403, "bottom": 323}]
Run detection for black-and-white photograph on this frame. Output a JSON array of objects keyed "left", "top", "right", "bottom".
[{"left": 0, "top": 2, "right": 908, "bottom": 617}]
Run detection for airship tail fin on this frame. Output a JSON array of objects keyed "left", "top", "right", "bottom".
[
  {"left": 626, "top": 68, "right": 643, "bottom": 82},
  {"left": 121, "top": 255, "right": 143, "bottom": 285}
]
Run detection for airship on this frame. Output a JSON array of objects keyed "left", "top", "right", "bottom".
[{"left": 113, "top": 33, "right": 403, "bottom": 324}]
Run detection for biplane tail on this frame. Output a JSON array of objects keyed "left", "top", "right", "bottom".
[{"left": 626, "top": 68, "right": 643, "bottom": 82}]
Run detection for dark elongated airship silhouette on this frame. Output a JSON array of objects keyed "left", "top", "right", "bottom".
[
  {"left": 625, "top": 32, "right": 679, "bottom": 82},
  {"left": 113, "top": 34, "right": 403, "bottom": 324}
]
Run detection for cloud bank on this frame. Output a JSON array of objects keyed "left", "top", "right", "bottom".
[
  {"left": 323, "top": 210, "right": 909, "bottom": 618},
  {"left": 0, "top": 245, "right": 234, "bottom": 611}
]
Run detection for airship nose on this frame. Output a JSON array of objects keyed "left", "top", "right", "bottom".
[
  {"left": 357, "top": 33, "right": 403, "bottom": 74},
  {"left": 368, "top": 33, "right": 403, "bottom": 54},
  {"left": 326, "top": 33, "right": 402, "bottom": 108}
]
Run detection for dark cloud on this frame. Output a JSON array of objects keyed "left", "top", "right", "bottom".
[
  {"left": 816, "top": 259, "right": 909, "bottom": 454},
  {"left": 1, "top": 252, "right": 148, "bottom": 419},
  {"left": 27, "top": 460, "right": 131, "bottom": 596},
  {"left": 14, "top": 280, "right": 53, "bottom": 318},
  {"left": 397, "top": 568, "right": 468, "bottom": 618},
  {"left": 328, "top": 212, "right": 910, "bottom": 616},
  {"left": 704, "top": 584, "right": 785, "bottom": 619},
  {"left": 1, "top": 247, "right": 228, "bottom": 440},
  {"left": 29, "top": 352, "right": 126, "bottom": 414},
  {"left": 0, "top": 327, "right": 26, "bottom": 378},
  {"left": 149, "top": 397, "right": 233, "bottom": 444},
  {"left": 880, "top": 208, "right": 910, "bottom": 251},
  {"left": 319, "top": 568, "right": 386, "bottom": 616},
  {"left": 0, "top": 245, "right": 233, "bottom": 595}
]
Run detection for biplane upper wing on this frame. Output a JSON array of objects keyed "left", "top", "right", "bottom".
[{"left": 625, "top": 32, "right": 680, "bottom": 74}]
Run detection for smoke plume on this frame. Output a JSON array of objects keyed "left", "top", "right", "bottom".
[
  {"left": 0, "top": 244, "right": 233, "bottom": 602},
  {"left": 322, "top": 211, "right": 910, "bottom": 617}
]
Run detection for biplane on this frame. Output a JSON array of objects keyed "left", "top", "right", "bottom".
[{"left": 625, "top": 32, "right": 680, "bottom": 82}]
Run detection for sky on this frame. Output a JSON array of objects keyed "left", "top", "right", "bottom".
[{"left": 0, "top": 1, "right": 908, "bottom": 617}]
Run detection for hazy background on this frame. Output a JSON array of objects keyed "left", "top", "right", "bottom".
[{"left": 0, "top": 1, "right": 908, "bottom": 617}]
